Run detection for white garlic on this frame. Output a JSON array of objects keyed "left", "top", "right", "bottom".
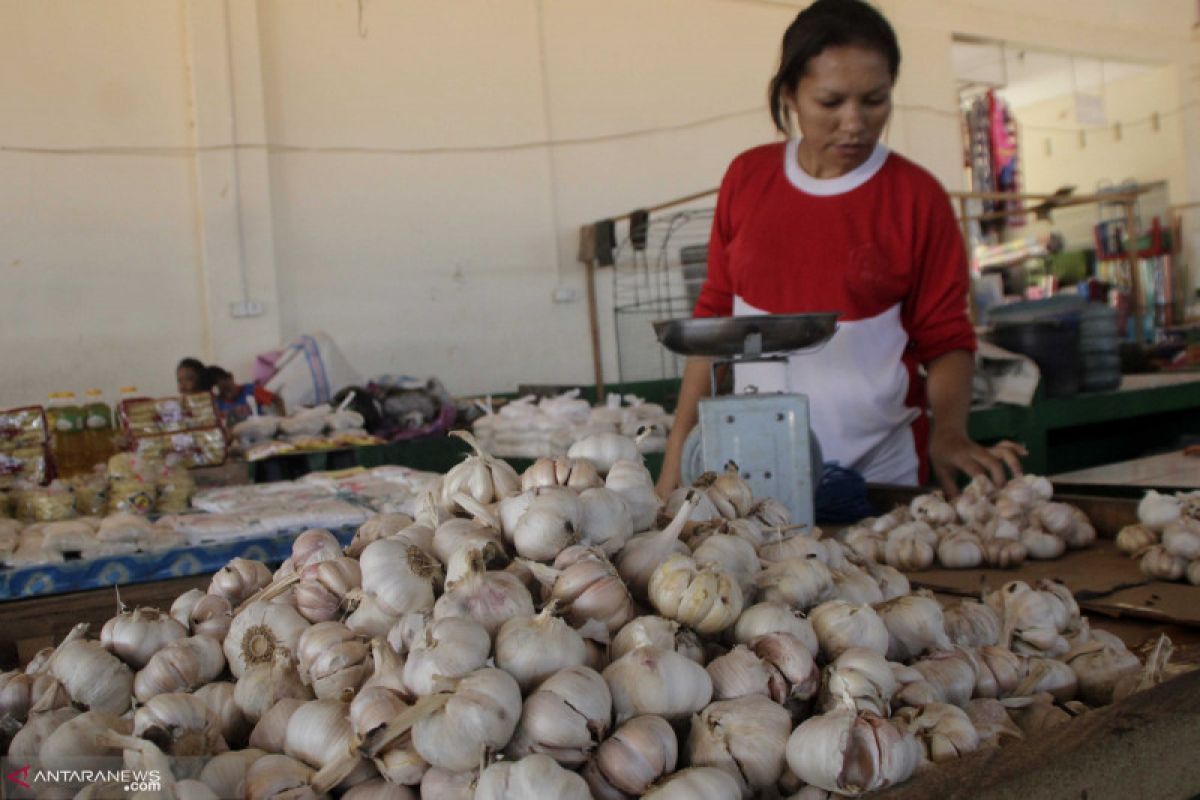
[
  {"left": 342, "top": 779, "right": 418, "bottom": 800},
  {"left": 700, "top": 462, "right": 755, "bottom": 517},
  {"left": 131, "top": 633, "right": 225, "bottom": 702},
  {"left": 249, "top": 696, "right": 305, "bottom": 754},
  {"left": 189, "top": 594, "right": 234, "bottom": 640},
  {"left": 412, "top": 614, "right": 511, "bottom": 693},
  {"left": 1064, "top": 508, "right": 1097, "bottom": 549},
  {"left": 603, "top": 645, "right": 713, "bottom": 724},
  {"left": 583, "top": 714, "right": 677, "bottom": 799},
  {"left": 985, "top": 581, "right": 1067, "bottom": 657},
  {"left": 756, "top": 531, "right": 827, "bottom": 564},
  {"left": 420, "top": 767, "right": 478, "bottom": 800},
  {"left": 911, "top": 649, "right": 978, "bottom": 708},
  {"left": 195, "top": 681, "right": 252, "bottom": 749},
  {"left": 134, "top": 692, "right": 226, "bottom": 763},
  {"left": 730, "top": 602, "right": 818, "bottom": 655},
  {"left": 291, "top": 528, "right": 344, "bottom": 571},
  {"left": 874, "top": 594, "right": 951, "bottom": 662},
  {"left": 605, "top": 458, "right": 662, "bottom": 532},
  {"left": 578, "top": 487, "right": 635, "bottom": 555},
  {"left": 284, "top": 698, "right": 374, "bottom": 791},
  {"left": 829, "top": 565, "right": 885, "bottom": 605},
  {"left": 49, "top": 636, "right": 133, "bottom": 714},
  {"left": 649, "top": 553, "right": 744, "bottom": 635},
  {"left": 433, "top": 550, "right": 534, "bottom": 637},
  {"left": 523, "top": 455, "right": 603, "bottom": 492},
  {"left": 360, "top": 538, "right": 442, "bottom": 617},
  {"left": 982, "top": 537, "right": 1028, "bottom": 568},
  {"left": 617, "top": 492, "right": 699, "bottom": 598},
  {"left": 1138, "top": 489, "right": 1182, "bottom": 530},
  {"left": 199, "top": 749, "right": 268, "bottom": 799},
  {"left": 1064, "top": 634, "right": 1140, "bottom": 705},
  {"left": 809, "top": 600, "right": 889, "bottom": 661},
  {"left": 512, "top": 487, "right": 583, "bottom": 562},
  {"left": 245, "top": 753, "right": 319, "bottom": 800},
  {"left": 1116, "top": 523, "right": 1159, "bottom": 555},
  {"left": 747, "top": 496, "right": 792, "bottom": 529},
  {"left": 39, "top": 710, "right": 131, "bottom": 781},
  {"left": 1020, "top": 525, "right": 1066, "bottom": 560},
  {"left": 528, "top": 545, "right": 636, "bottom": 634},
  {"left": 964, "top": 698, "right": 1024, "bottom": 748},
  {"left": 613, "top": 616, "right": 705, "bottom": 665},
  {"left": 686, "top": 694, "right": 792, "bottom": 795},
  {"left": 643, "top": 766, "right": 742, "bottom": 800},
  {"left": 296, "top": 556, "right": 363, "bottom": 623},
  {"left": 842, "top": 526, "right": 886, "bottom": 564},
  {"left": 755, "top": 556, "right": 833, "bottom": 611},
  {"left": 910, "top": 491, "right": 956, "bottom": 525},
  {"left": 884, "top": 526, "right": 936, "bottom": 571},
  {"left": 819, "top": 647, "right": 897, "bottom": 716},
  {"left": 937, "top": 532, "right": 985, "bottom": 569},
  {"left": 293, "top": 622, "right": 369, "bottom": 702},
  {"left": 894, "top": 702, "right": 980, "bottom": 764},
  {"left": 347, "top": 512, "right": 415, "bottom": 558},
  {"left": 863, "top": 560, "right": 911, "bottom": 601},
  {"left": 411, "top": 667, "right": 523, "bottom": 772},
  {"left": 942, "top": 600, "right": 1002, "bottom": 648},
  {"left": 693, "top": 533, "right": 761, "bottom": 599},
  {"left": 170, "top": 588, "right": 205, "bottom": 630},
  {"left": 508, "top": 665, "right": 612, "bottom": 765},
  {"left": 1140, "top": 544, "right": 1186, "bottom": 581},
  {"left": 786, "top": 709, "right": 920, "bottom": 796},
  {"left": 440, "top": 430, "right": 521, "bottom": 511},
  {"left": 100, "top": 606, "right": 187, "bottom": 669},
  {"left": 225, "top": 600, "right": 311, "bottom": 679},
  {"left": 1014, "top": 656, "right": 1078, "bottom": 702},
  {"left": 210, "top": 558, "right": 274, "bottom": 607},
  {"left": 476, "top": 753, "right": 591, "bottom": 800}
]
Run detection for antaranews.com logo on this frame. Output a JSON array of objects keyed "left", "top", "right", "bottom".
[{"left": 3, "top": 761, "right": 162, "bottom": 794}]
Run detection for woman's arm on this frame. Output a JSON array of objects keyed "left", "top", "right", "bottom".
[
  {"left": 926, "top": 349, "right": 1025, "bottom": 496},
  {"left": 655, "top": 356, "right": 714, "bottom": 498}
]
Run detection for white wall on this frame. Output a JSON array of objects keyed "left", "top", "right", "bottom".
[{"left": 2, "top": 0, "right": 1197, "bottom": 407}]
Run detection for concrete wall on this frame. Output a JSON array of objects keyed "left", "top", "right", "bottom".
[{"left": 2, "top": 0, "right": 1196, "bottom": 407}]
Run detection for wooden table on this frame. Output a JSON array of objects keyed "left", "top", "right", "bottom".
[{"left": 1052, "top": 449, "right": 1200, "bottom": 490}]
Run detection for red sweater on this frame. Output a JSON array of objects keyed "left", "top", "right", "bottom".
[{"left": 694, "top": 140, "right": 975, "bottom": 484}]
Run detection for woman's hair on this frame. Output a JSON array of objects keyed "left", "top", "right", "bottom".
[
  {"left": 768, "top": 0, "right": 901, "bottom": 134},
  {"left": 177, "top": 357, "right": 214, "bottom": 392},
  {"left": 206, "top": 365, "right": 233, "bottom": 384}
]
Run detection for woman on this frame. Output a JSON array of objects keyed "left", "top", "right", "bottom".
[{"left": 657, "top": 0, "right": 1022, "bottom": 499}]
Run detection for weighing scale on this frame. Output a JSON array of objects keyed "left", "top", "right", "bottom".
[{"left": 653, "top": 313, "right": 839, "bottom": 526}]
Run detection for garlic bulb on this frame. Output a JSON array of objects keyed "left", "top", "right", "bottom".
[
  {"left": 496, "top": 604, "right": 587, "bottom": 692},
  {"left": 291, "top": 528, "right": 344, "bottom": 571},
  {"left": 819, "top": 647, "right": 897, "bottom": 716},
  {"left": 697, "top": 462, "right": 755, "bottom": 517},
  {"left": 296, "top": 557, "right": 362, "bottom": 623},
  {"left": 864, "top": 561, "right": 911, "bottom": 601},
  {"left": 508, "top": 665, "right": 612, "bottom": 765},
  {"left": 285, "top": 698, "right": 374, "bottom": 791},
  {"left": 195, "top": 681, "right": 252, "bottom": 749},
  {"left": 643, "top": 767, "right": 742, "bottom": 800},
  {"left": 1163, "top": 522, "right": 1200, "bottom": 560},
  {"left": 706, "top": 644, "right": 776, "bottom": 702},
  {"left": 249, "top": 697, "right": 305, "bottom": 754},
  {"left": 942, "top": 600, "right": 1002, "bottom": 648},
  {"left": 134, "top": 634, "right": 226, "bottom": 702},
  {"left": 976, "top": 644, "right": 1025, "bottom": 698},
  {"left": 965, "top": 698, "right": 1024, "bottom": 748},
  {"left": 884, "top": 527, "right": 935, "bottom": 571},
  {"left": 1116, "top": 524, "right": 1158, "bottom": 555},
  {"left": 49, "top": 636, "right": 133, "bottom": 713},
  {"left": 433, "top": 550, "right": 535, "bottom": 637},
  {"left": 1064, "top": 508, "right": 1097, "bottom": 549},
  {"left": 786, "top": 710, "right": 920, "bottom": 797},
  {"left": 351, "top": 687, "right": 426, "bottom": 785},
  {"left": 0, "top": 670, "right": 33, "bottom": 723},
  {"left": 171, "top": 588, "right": 205, "bottom": 630},
  {"left": 134, "top": 692, "right": 226, "bottom": 762},
  {"left": 1004, "top": 692, "right": 1073, "bottom": 735},
  {"left": 7, "top": 706, "right": 79, "bottom": 769},
  {"left": 577, "top": 487, "right": 635, "bottom": 555},
  {"left": 245, "top": 753, "right": 320, "bottom": 800},
  {"left": 476, "top": 754, "right": 591, "bottom": 800},
  {"left": 809, "top": 600, "right": 889, "bottom": 661},
  {"left": 295, "top": 622, "right": 369, "bottom": 702},
  {"left": 730, "top": 602, "right": 818, "bottom": 655},
  {"left": 348, "top": 513, "right": 415, "bottom": 558},
  {"left": 982, "top": 538, "right": 1028, "bottom": 568},
  {"left": 234, "top": 647, "right": 314, "bottom": 724},
  {"left": 1020, "top": 526, "right": 1066, "bottom": 560},
  {"left": 404, "top": 616, "right": 492, "bottom": 697},
  {"left": 747, "top": 496, "right": 792, "bottom": 529},
  {"left": 755, "top": 556, "right": 833, "bottom": 611},
  {"left": 1014, "top": 656, "right": 1078, "bottom": 702},
  {"left": 603, "top": 645, "right": 713, "bottom": 724},
  {"left": 200, "top": 749, "right": 268, "bottom": 799},
  {"left": 617, "top": 492, "right": 699, "bottom": 598},
  {"left": 411, "top": 668, "right": 523, "bottom": 772},
  {"left": 756, "top": 531, "right": 826, "bottom": 564},
  {"left": 605, "top": 459, "right": 661, "bottom": 532},
  {"left": 359, "top": 638, "right": 407, "bottom": 698},
  {"left": 190, "top": 594, "right": 234, "bottom": 640},
  {"left": 512, "top": 487, "right": 583, "bottom": 562},
  {"left": 1138, "top": 489, "right": 1182, "bottom": 530},
  {"left": 936, "top": 532, "right": 984, "bottom": 569},
  {"left": 1140, "top": 544, "right": 1186, "bottom": 580},
  {"left": 612, "top": 616, "right": 705, "bottom": 665},
  {"left": 1064, "top": 634, "right": 1140, "bottom": 706},
  {"left": 910, "top": 492, "right": 956, "bottom": 525},
  {"left": 342, "top": 779, "right": 418, "bottom": 800},
  {"left": 843, "top": 526, "right": 886, "bottom": 564},
  {"left": 528, "top": 545, "right": 636, "bottom": 634},
  {"left": 39, "top": 710, "right": 131, "bottom": 777},
  {"left": 894, "top": 702, "right": 980, "bottom": 763},
  {"left": 583, "top": 714, "right": 677, "bottom": 799},
  {"left": 420, "top": 767, "right": 478, "bottom": 800},
  {"left": 825, "top": 566, "right": 882, "bottom": 607},
  {"left": 686, "top": 694, "right": 791, "bottom": 795},
  {"left": 100, "top": 606, "right": 187, "bottom": 669},
  {"left": 360, "top": 538, "right": 442, "bottom": 617},
  {"left": 210, "top": 558, "right": 274, "bottom": 606},
  {"left": 911, "top": 649, "right": 978, "bottom": 708},
  {"left": 440, "top": 429, "right": 521, "bottom": 510},
  {"left": 874, "top": 594, "right": 951, "bottom": 662},
  {"left": 693, "top": 534, "right": 761, "bottom": 598},
  {"left": 522, "top": 455, "right": 603, "bottom": 492},
  {"left": 708, "top": 634, "right": 819, "bottom": 707},
  {"left": 649, "top": 553, "right": 744, "bottom": 635},
  {"left": 386, "top": 612, "right": 432, "bottom": 657},
  {"left": 569, "top": 432, "right": 641, "bottom": 475},
  {"left": 225, "top": 600, "right": 311, "bottom": 679},
  {"left": 986, "top": 581, "right": 1067, "bottom": 657}
]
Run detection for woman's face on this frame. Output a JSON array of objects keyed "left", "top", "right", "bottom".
[
  {"left": 788, "top": 45, "right": 893, "bottom": 179},
  {"left": 177, "top": 367, "right": 199, "bottom": 394}
]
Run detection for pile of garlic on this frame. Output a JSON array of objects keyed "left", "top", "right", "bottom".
[
  {"left": 840, "top": 474, "right": 1097, "bottom": 573},
  {"left": 0, "top": 437, "right": 1174, "bottom": 800},
  {"left": 1114, "top": 489, "right": 1200, "bottom": 584}
]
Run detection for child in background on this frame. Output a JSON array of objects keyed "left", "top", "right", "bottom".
[
  {"left": 176, "top": 357, "right": 213, "bottom": 395},
  {"left": 207, "top": 365, "right": 285, "bottom": 425}
]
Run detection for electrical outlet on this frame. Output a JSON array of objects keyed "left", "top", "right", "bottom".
[
  {"left": 230, "top": 300, "right": 265, "bottom": 318},
  {"left": 552, "top": 287, "right": 578, "bottom": 303}
]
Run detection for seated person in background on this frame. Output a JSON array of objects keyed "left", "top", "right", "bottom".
[
  {"left": 207, "top": 365, "right": 285, "bottom": 425},
  {"left": 177, "top": 357, "right": 213, "bottom": 395}
]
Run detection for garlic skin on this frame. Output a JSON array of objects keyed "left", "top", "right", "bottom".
[
  {"left": 911, "top": 649, "right": 978, "bottom": 708},
  {"left": 285, "top": 698, "right": 374, "bottom": 791},
  {"left": 432, "top": 547, "right": 534, "bottom": 637},
  {"left": 245, "top": 753, "right": 320, "bottom": 800},
  {"left": 440, "top": 429, "right": 521, "bottom": 510},
  {"left": 134, "top": 634, "right": 227, "bottom": 702},
  {"left": 786, "top": 710, "right": 921, "bottom": 797},
  {"left": 342, "top": 780, "right": 418, "bottom": 800},
  {"left": 249, "top": 697, "right": 305, "bottom": 754},
  {"left": 649, "top": 553, "right": 744, "bottom": 635},
  {"left": 612, "top": 616, "right": 705, "bottom": 665},
  {"left": 1140, "top": 544, "right": 1186, "bottom": 580},
  {"left": 199, "top": 749, "right": 268, "bottom": 799},
  {"left": 420, "top": 767, "right": 478, "bottom": 800},
  {"left": 604, "top": 459, "right": 661, "bottom": 532},
  {"left": 476, "top": 754, "right": 591, "bottom": 800},
  {"left": 986, "top": 581, "right": 1067, "bottom": 657},
  {"left": 1020, "top": 526, "right": 1066, "bottom": 560},
  {"left": 529, "top": 546, "right": 636, "bottom": 634},
  {"left": 225, "top": 600, "right": 311, "bottom": 679},
  {"left": 234, "top": 646, "right": 313, "bottom": 724},
  {"left": 134, "top": 692, "right": 227, "bottom": 763},
  {"left": 943, "top": 600, "right": 1002, "bottom": 648},
  {"left": 296, "top": 621, "right": 370, "bottom": 702},
  {"left": 894, "top": 702, "right": 980, "bottom": 764},
  {"left": 1116, "top": 523, "right": 1158, "bottom": 555},
  {"left": 348, "top": 513, "right": 415, "bottom": 558},
  {"left": 49, "top": 637, "right": 134, "bottom": 713},
  {"left": 1138, "top": 490, "right": 1182, "bottom": 530},
  {"left": 578, "top": 487, "right": 635, "bottom": 555},
  {"left": 413, "top": 668, "right": 523, "bottom": 772},
  {"left": 828, "top": 565, "right": 885, "bottom": 606},
  {"left": 643, "top": 767, "right": 742, "bottom": 800},
  {"left": 819, "top": 647, "right": 897, "bottom": 716},
  {"left": 496, "top": 605, "right": 587, "bottom": 692},
  {"left": 910, "top": 492, "right": 956, "bottom": 526},
  {"left": 583, "top": 714, "right": 678, "bottom": 799},
  {"left": 873, "top": 594, "right": 951, "bottom": 662},
  {"left": 685, "top": 694, "right": 792, "bottom": 795},
  {"left": 864, "top": 561, "right": 911, "bottom": 601},
  {"left": 291, "top": 528, "right": 344, "bottom": 571},
  {"left": 755, "top": 557, "right": 834, "bottom": 611},
  {"left": 360, "top": 538, "right": 442, "bottom": 618},
  {"left": 603, "top": 645, "right": 713, "bottom": 724},
  {"left": 100, "top": 606, "right": 188, "bottom": 669},
  {"left": 403, "top": 616, "right": 492, "bottom": 697},
  {"left": 1064, "top": 634, "right": 1140, "bottom": 705},
  {"left": 190, "top": 594, "right": 234, "bottom": 640},
  {"left": 936, "top": 533, "right": 985, "bottom": 569},
  {"left": 195, "top": 681, "right": 252, "bottom": 749},
  {"left": 884, "top": 527, "right": 936, "bottom": 571},
  {"left": 210, "top": 558, "right": 274, "bottom": 606},
  {"left": 965, "top": 698, "right": 1024, "bottom": 748},
  {"left": 730, "top": 602, "right": 818, "bottom": 655},
  {"left": 809, "top": 600, "right": 889, "bottom": 661},
  {"left": 508, "top": 665, "right": 612, "bottom": 766}
]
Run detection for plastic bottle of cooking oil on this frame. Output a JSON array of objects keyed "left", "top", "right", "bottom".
[
  {"left": 83, "top": 388, "right": 115, "bottom": 470},
  {"left": 48, "top": 391, "right": 86, "bottom": 477}
]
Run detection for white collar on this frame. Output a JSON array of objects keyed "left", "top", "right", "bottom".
[{"left": 784, "top": 137, "right": 890, "bottom": 196}]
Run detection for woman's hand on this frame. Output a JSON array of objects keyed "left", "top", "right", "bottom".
[{"left": 929, "top": 427, "right": 1027, "bottom": 498}]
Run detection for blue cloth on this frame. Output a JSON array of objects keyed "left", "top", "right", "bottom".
[{"left": 815, "top": 462, "right": 877, "bottom": 524}]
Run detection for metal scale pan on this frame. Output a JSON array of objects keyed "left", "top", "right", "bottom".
[{"left": 652, "top": 313, "right": 840, "bottom": 527}]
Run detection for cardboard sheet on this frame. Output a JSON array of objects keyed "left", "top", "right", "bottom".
[{"left": 1083, "top": 582, "right": 1200, "bottom": 628}]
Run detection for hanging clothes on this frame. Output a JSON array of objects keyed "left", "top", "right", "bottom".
[{"left": 987, "top": 91, "right": 1024, "bottom": 228}]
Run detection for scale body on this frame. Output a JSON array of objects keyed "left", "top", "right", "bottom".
[{"left": 654, "top": 313, "right": 839, "bottom": 527}]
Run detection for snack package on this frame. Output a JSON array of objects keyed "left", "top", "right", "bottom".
[
  {"left": 14, "top": 482, "right": 76, "bottom": 522},
  {"left": 132, "top": 428, "right": 227, "bottom": 469},
  {"left": 0, "top": 406, "right": 49, "bottom": 449},
  {"left": 156, "top": 467, "right": 196, "bottom": 514},
  {"left": 69, "top": 474, "right": 110, "bottom": 516},
  {"left": 119, "top": 393, "right": 219, "bottom": 436},
  {"left": 0, "top": 446, "right": 50, "bottom": 490},
  {"left": 108, "top": 477, "right": 157, "bottom": 516}
]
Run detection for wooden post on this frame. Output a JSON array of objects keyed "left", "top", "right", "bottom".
[
  {"left": 1122, "top": 200, "right": 1146, "bottom": 345},
  {"left": 958, "top": 195, "right": 978, "bottom": 323},
  {"left": 583, "top": 258, "right": 605, "bottom": 400}
]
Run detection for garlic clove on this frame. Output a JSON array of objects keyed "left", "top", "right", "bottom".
[{"left": 686, "top": 694, "right": 792, "bottom": 795}]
